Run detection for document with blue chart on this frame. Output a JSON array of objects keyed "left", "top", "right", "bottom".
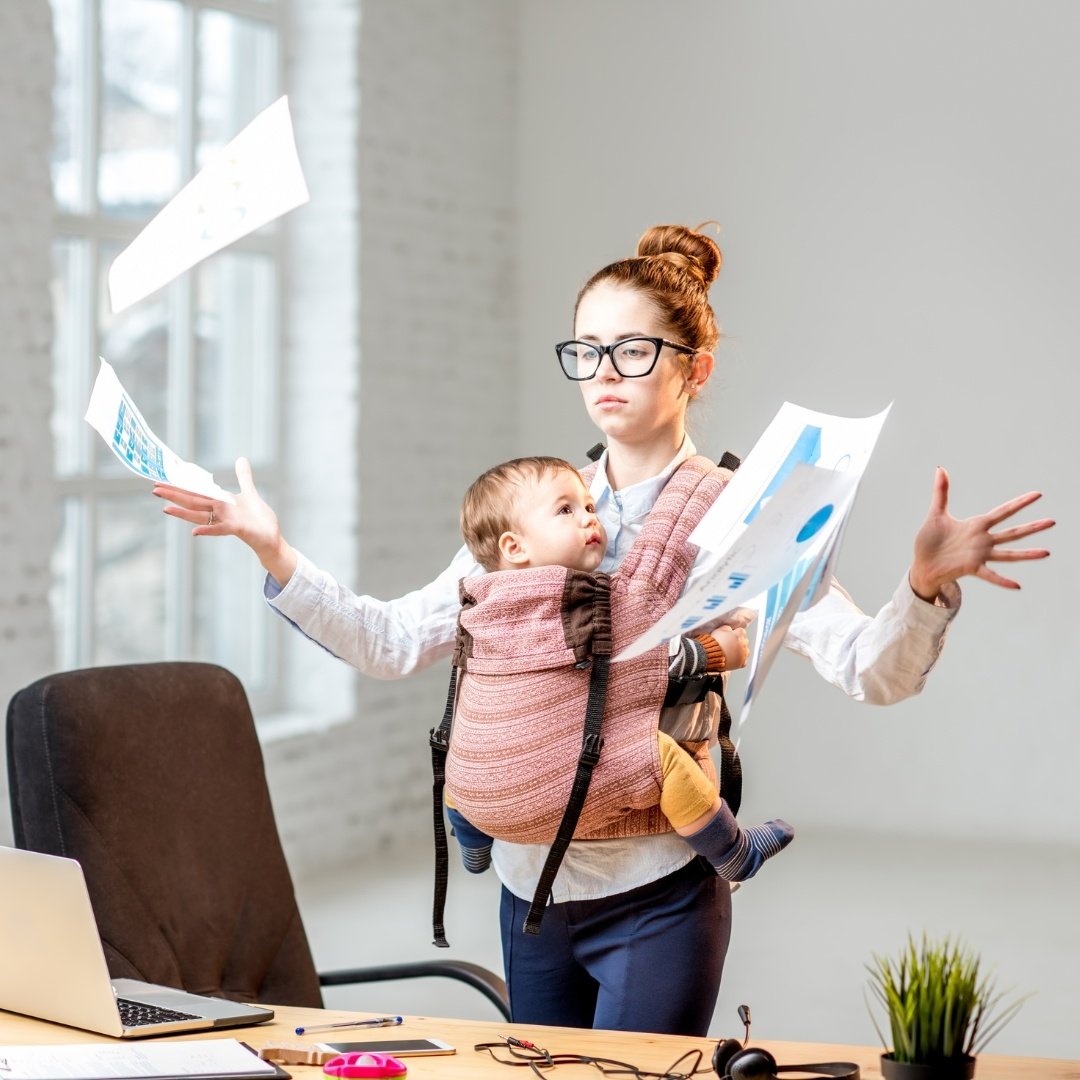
[
  {"left": 107, "top": 95, "right": 309, "bottom": 314},
  {"left": 616, "top": 401, "right": 891, "bottom": 735},
  {"left": 83, "top": 357, "right": 236, "bottom": 503}
]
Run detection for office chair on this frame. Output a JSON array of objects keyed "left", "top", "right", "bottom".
[{"left": 6, "top": 661, "right": 509, "bottom": 1020}]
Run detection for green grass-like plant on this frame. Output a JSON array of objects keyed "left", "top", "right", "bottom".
[{"left": 866, "top": 933, "right": 1030, "bottom": 1064}]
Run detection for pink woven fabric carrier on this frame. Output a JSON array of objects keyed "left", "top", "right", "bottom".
[{"left": 444, "top": 455, "right": 731, "bottom": 844}]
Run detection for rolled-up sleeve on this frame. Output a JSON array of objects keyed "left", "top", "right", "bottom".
[
  {"left": 783, "top": 576, "right": 961, "bottom": 704},
  {"left": 264, "top": 545, "right": 482, "bottom": 678}
]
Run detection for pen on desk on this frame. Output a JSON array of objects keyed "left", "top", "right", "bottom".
[{"left": 294, "top": 1014, "right": 404, "bottom": 1036}]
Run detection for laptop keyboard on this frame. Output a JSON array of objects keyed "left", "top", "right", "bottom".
[{"left": 117, "top": 997, "right": 201, "bottom": 1027}]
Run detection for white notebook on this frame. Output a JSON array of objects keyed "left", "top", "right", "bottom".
[{"left": 0, "top": 1038, "right": 284, "bottom": 1079}]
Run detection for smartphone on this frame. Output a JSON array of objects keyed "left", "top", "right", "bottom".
[{"left": 318, "top": 1038, "right": 456, "bottom": 1057}]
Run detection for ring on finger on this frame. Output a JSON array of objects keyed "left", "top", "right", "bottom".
[{"left": 208, "top": 508, "right": 215, "bottom": 527}]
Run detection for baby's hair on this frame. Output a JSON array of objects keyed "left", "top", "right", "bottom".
[
  {"left": 575, "top": 222, "right": 723, "bottom": 356},
  {"left": 462, "top": 456, "right": 583, "bottom": 572}
]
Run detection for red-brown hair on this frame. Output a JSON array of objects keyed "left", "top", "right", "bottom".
[{"left": 574, "top": 223, "right": 723, "bottom": 355}]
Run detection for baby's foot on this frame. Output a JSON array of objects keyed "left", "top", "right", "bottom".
[
  {"left": 457, "top": 844, "right": 493, "bottom": 874},
  {"left": 712, "top": 819, "right": 794, "bottom": 882},
  {"left": 447, "top": 807, "right": 493, "bottom": 874},
  {"left": 683, "top": 805, "right": 794, "bottom": 882}
]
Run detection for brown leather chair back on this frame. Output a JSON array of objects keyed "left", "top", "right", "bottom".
[{"left": 6, "top": 661, "right": 323, "bottom": 1007}]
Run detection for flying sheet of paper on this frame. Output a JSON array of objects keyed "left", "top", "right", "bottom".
[
  {"left": 689, "top": 402, "right": 892, "bottom": 556},
  {"left": 108, "top": 95, "right": 309, "bottom": 314},
  {"left": 615, "top": 402, "right": 890, "bottom": 712},
  {"left": 617, "top": 463, "right": 857, "bottom": 661},
  {"left": 84, "top": 358, "right": 236, "bottom": 503},
  {"left": 733, "top": 492, "right": 854, "bottom": 742}
]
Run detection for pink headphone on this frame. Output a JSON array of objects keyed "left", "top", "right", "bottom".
[{"left": 322, "top": 1052, "right": 407, "bottom": 1078}]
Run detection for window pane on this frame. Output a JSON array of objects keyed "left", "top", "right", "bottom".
[
  {"left": 195, "top": 253, "right": 275, "bottom": 465},
  {"left": 192, "top": 515, "right": 273, "bottom": 693},
  {"left": 197, "top": 10, "right": 279, "bottom": 169},
  {"left": 49, "top": 0, "right": 283, "bottom": 706},
  {"left": 100, "top": 0, "right": 181, "bottom": 217},
  {"left": 93, "top": 496, "right": 166, "bottom": 665},
  {"left": 97, "top": 242, "right": 172, "bottom": 474},
  {"left": 50, "top": 0, "right": 85, "bottom": 212},
  {"left": 52, "top": 238, "right": 92, "bottom": 475}
]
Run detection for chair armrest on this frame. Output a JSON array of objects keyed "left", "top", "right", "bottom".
[{"left": 318, "top": 960, "right": 510, "bottom": 1021}]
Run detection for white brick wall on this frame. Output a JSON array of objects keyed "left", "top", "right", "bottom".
[
  {"left": 277, "top": 0, "right": 361, "bottom": 729},
  {"left": 0, "top": 0, "right": 520, "bottom": 870},
  {"left": 357, "top": 0, "right": 519, "bottom": 587},
  {"left": 0, "top": 0, "right": 519, "bottom": 869},
  {"left": 0, "top": 0, "right": 57, "bottom": 846},
  {"left": 264, "top": 0, "right": 520, "bottom": 875}
]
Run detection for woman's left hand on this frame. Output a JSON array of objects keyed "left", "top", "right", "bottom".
[{"left": 909, "top": 466, "right": 1054, "bottom": 601}]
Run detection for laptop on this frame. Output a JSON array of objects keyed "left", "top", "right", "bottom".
[{"left": 0, "top": 846, "right": 275, "bottom": 1037}]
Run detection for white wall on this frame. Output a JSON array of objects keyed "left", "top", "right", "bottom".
[
  {"left": 515, "top": 0, "right": 1079, "bottom": 845},
  {"left": 264, "top": 0, "right": 520, "bottom": 873},
  {"left": 0, "top": 0, "right": 57, "bottom": 845}
]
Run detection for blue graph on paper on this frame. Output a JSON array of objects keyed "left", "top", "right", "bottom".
[
  {"left": 112, "top": 398, "right": 168, "bottom": 482},
  {"left": 743, "top": 424, "right": 822, "bottom": 524}
]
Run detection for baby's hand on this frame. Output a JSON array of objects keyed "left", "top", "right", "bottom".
[
  {"left": 717, "top": 607, "right": 755, "bottom": 632},
  {"left": 714, "top": 626, "right": 750, "bottom": 671}
]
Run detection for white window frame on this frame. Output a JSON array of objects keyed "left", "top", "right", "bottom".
[{"left": 50, "top": 0, "right": 286, "bottom": 713}]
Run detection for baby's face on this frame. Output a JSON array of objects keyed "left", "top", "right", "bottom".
[{"left": 513, "top": 470, "right": 606, "bottom": 572}]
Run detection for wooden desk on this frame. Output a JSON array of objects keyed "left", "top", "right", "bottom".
[{"left": 1, "top": 1005, "right": 1076, "bottom": 1079}]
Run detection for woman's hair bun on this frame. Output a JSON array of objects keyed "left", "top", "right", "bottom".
[{"left": 635, "top": 223, "right": 722, "bottom": 288}]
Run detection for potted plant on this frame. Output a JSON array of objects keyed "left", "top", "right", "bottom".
[{"left": 866, "top": 933, "right": 1030, "bottom": 1080}]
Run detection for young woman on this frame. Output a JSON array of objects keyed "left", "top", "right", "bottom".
[{"left": 152, "top": 223, "right": 1052, "bottom": 1036}]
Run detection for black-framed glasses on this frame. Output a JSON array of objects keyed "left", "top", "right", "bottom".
[{"left": 554, "top": 336, "right": 696, "bottom": 380}]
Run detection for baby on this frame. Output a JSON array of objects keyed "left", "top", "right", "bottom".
[{"left": 448, "top": 455, "right": 793, "bottom": 882}]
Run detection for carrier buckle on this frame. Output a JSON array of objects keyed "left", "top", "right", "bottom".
[
  {"left": 663, "top": 672, "right": 723, "bottom": 708},
  {"left": 579, "top": 733, "right": 604, "bottom": 766}
]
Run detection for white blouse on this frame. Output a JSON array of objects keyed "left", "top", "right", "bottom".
[{"left": 266, "top": 439, "right": 959, "bottom": 902}]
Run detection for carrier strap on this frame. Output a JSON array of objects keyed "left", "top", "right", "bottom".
[
  {"left": 656, "top": 447, "right": 742, "bottom": 815},
  {"left": 430, "top": 666, "right": 459, "bottom": 947},
  {"left": 662, "top": 673, "right": 742, "bottom": 816},
  {"left": 522, "top": 651, "right": 610, "bottom": 935},
  {"left": 715, "top": 691, "right": 742, "bottom": 817}
]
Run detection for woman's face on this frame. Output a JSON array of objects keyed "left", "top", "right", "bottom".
[{"left": 573, "top": 282, "right": 704, "bottom": 450}]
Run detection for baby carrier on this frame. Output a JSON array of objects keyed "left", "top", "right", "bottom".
[{"left": 430, "top": 451, "right": 743, "bottom": 941}]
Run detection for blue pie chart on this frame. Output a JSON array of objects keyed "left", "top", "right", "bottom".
[{"left": 796, "top": 504, "right": 834, "bottom": 543}]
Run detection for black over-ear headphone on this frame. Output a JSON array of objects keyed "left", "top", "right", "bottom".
[{"left": 712, "top": 1006, "right": 860, "bottom": 1080}]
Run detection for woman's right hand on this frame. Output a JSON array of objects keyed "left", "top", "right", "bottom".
[{"left": 152, "top": 457, "right": 298, "bottom": 587}]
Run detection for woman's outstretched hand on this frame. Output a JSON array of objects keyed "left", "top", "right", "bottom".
[
  {"left": 152, "top": 457, "right": 298, "bottom": 587},
  {"left": 909, "top": 466, "right": 1054, "bottom": 601}
]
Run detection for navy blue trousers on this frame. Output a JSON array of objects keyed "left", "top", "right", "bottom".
[{"left": 499, "top": 857, "right": 731, "bottom": 1036}]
